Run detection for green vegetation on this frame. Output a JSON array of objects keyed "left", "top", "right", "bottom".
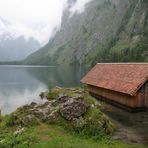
[
  {"left": 88, "top": 37, "right": 148, "bottom": 65},
  {"left": 1, "top": 123, "right": 146, "bottom": 148},
  {"left": 0, "top": 87, "right": 147, "bottom": 147}
]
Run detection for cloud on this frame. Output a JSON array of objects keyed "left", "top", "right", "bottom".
[
  {"left": 0, "top": 0, "right": 67, "bottom": 23},
  {"left": 70, "top": 0, "right": 92, "bottom": 15},
  {"left": 0, "top": 0, "right": 92, "bottom": 45},
  {"left": 0, "top": 18, "right": 60, "bottom": 45},
  {"left": 0, "top": 0, "right": 67, "bottom": 45}
]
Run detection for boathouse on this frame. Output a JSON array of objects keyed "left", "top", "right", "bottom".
[{"left": 81, "top": 63, "right": 148, "bottom": 111}]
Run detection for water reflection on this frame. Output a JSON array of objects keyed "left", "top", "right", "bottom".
[
  {"left": 0, "top": 65, "right": 89, "bottom": 114},
  {"left": 0, "top": 87, "right": 45, "bottom": 114},
  {"left": 26, "top": 65, "right": 89, "bottom": 87},
  {"left": 102, "top": 104, "right": 148, "bottom": 144}
]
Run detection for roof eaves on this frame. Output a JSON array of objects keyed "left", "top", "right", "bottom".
[
  {"left": 81, "top": 77, "right": 148, "bottom": 96},
  {"left": 130, "top": 77, "right": 148, "bottom": 96}
]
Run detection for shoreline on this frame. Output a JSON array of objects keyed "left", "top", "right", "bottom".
[{"left": 0, "top": 87, "right": 147, "bottom": 147}]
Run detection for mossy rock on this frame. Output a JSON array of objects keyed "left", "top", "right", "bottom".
[
  {"left": 1, "top": 87, "right": 115, "bottom": 141},
  {"left": 44, "top": 87, "right": 115, "bottom": 139}
]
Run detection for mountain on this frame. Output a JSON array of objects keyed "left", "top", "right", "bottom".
[
  {"left": 0, "top": 34, "right": 40, "bottom": 61},
  {"left": 0, "top": 17, "right": 40, "bottom": 61},
  {"left": 25, "top": 0, "right": 148, "bottom": 66}
]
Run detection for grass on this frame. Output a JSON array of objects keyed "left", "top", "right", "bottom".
[
  {"left": 0, "top": 118, "right": 147, "bottom": 148},
  {"left": 1, "top": 123, "right": 145, "bottom": 148},
  {"left": 16, "top": 124, "right": 148, "bottom": 148},
  {"left": 0, "top": 87, "right": 148, "bottom": 148}
]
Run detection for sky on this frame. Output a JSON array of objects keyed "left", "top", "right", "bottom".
[{"left": 0, "top": 0, "right": 92, "bottom": 45}]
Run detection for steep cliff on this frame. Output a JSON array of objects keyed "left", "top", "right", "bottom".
[{"left": 25, "top": 0, "right": 148, "bottom": 66}]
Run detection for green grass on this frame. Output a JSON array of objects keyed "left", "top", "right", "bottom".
[
  {"left": 0, "top": 123, "right": 147, "bottom": 148},
  {"left": 23, "top": 124, "right": 148, "bottom": 148}
]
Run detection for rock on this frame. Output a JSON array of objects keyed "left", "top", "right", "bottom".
[
  {"left": 51, "top": 94, "right": 69, "bottom": 106},
  {"left": 72, "top": 90, "right": 83, "bottom": 94},
  {"left": 54, "top": 86, "right": 62, "bottom": 90},
  {"left": 18, "top": 104, "right": 31, "bottom": 111},
  {"left": 32, "top": 109, "right": 45, "bottom": 119},
  {"left": 71, "top": 95, "right": 84, "bottom": 101},
  {"left": 39, "top": 92, "right": 44, "bottom": 98},
  {"left": 30, "top": 102, "right": 37, "bottom": 107},
  {"left": 37, "top": 101, "right": 51, "bottom": 109},
  {"left": 30, "top": 107, "right": 51, "bottom": 120},
  {"left": 43, "top": 101, "right": 51, "bottom": 106},
  {"left": 59, "top": 99, "right": 89, "bottom": 121},
  {"left": 14, "top": 127, "right": 25, "bottom": 135},
  {"left": 39, "top": 91, "right": 48, "bottom": 99},
  {"left": 21, "top": 115, "right": 38, "bottom": 126},
  {"left": 47, "top": 110, "right": 59, "bottom": 122}
]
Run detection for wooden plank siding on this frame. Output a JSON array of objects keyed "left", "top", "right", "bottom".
[
  {"left": 139, "top": 81, "right": 148, "bottom": 108},
  {"left": 88, "top": 85, "right": 146, "bottom": 109}
]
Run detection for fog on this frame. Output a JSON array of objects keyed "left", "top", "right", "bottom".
[
  {"left": 0, "top": 0, "right": 92, "bottom": 45},
  {"left": 70, "top": 0, "right": 92, "bottom": 15}
]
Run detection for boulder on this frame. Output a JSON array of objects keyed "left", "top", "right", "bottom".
[
  {"left": 51, "top": 94, "right": 69, "bottom": 106},
  {"left": 21, "top": 115, "right": 38, "bottom": 126},
  {"left": 59, "top": 99, "right": 89, "bottom": 121}
]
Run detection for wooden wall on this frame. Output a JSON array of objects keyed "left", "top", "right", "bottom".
[
  {"left": 88, "top": 85, "right": 146, "bottom": 108},
  {"left": 139, "top": 81, "right": 148, "bottom": 107}
]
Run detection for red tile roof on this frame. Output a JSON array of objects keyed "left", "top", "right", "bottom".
[{"left": 81, "top": 63, "right": 148, "bottom": 96}]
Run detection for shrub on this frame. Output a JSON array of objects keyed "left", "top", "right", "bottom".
[{"left": 4, "top": 114, "right": 16, "bottom": 127}]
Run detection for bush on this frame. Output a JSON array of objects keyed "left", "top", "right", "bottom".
[
  {"left": 4, "top": 115, "right": 16, "bottom": 127},
  {"left": 0, "top": 128, "right": 36, "bottom": 148}
]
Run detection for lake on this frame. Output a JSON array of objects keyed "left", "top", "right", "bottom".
[
  {"left": 0, "top": 65, "right": 148, "bottom": 144},
  {"left": 0, "top": 65, "right": 89, "bottom": 114}
]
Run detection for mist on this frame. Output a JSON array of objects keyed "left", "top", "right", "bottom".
[
  {"left": 0, "top": 0, "right": 92, "bottom": 45},
  {"left": 70, "top": 0, "right": 92, "bottom": 15}
]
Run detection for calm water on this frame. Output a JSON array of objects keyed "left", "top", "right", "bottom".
[
  {"left": 0, "top": 65, "right": 89, "bottom": 114},
  {"left": 0, "top": 65, "right": 148, "bottom": 144}
]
